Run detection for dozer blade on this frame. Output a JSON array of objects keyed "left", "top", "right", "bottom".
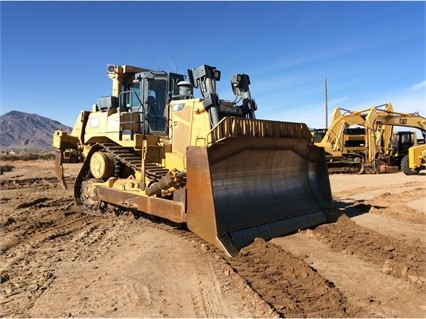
[{"left": 186, "top": 136, "right": 333, "bottom": 257}]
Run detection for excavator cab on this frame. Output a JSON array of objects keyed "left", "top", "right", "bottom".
[
  {"left": 312, "top": 128, "right": 328, "bottom": 143},
  {"left": 389, "top": 131, "right": 417, "bottom": 167}
]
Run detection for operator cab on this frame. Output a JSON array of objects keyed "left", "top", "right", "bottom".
[
  {"left": 119, "top": 71, "right": 185, "bottom": 135},
  {"left": 312, "top": 128, "right": 328, "bottom": 143},
  {"left": 114, "top": 65, "right": 258, "bottom": 136},
  {"left": 391, "top": 131, "right": 415, "bottom": 154}
]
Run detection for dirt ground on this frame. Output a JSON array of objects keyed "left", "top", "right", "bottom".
[{"left": 1, "top": 160, "right": 425, "bottom": 318}]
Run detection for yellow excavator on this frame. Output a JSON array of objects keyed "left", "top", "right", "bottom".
[
  {"left": 364, "top": 107, "right": 426, "bottom": 173},
  {"left": 315, "top": 103, "right": 425, "bottom": 174},
  {"left": 314, "top": 104, "right": 394, "bottom": 173},
  {"left": 53, "top": 64, "right": 333, "bottom": 257}
]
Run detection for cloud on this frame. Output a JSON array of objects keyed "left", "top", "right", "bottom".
[{"left": 406, "top": 80, "right": 426, "bottom": 92}]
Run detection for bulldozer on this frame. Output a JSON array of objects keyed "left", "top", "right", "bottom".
[{"left": 53, "top": 64, "right": 333, "bottom": 257}]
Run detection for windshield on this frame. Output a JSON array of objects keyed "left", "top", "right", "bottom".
[{"left": 147, "top": 79, "right": 168, "bottom": 132}]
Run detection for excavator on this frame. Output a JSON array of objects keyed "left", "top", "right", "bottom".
[
  {"left": 314, "top": 104, "right": 394, "bottom": 173},
  {"left": 53, "top": 64, "right": 333, "bottom": 257},
  {"left": 363, "top": 107, "right": 426, "bottom": 173},
  {"left": 315, "top": 103, "right": 426, "bottom": 174}
]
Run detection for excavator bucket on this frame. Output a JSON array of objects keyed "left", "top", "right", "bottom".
[{"left": 186, "top": 133, "right": 333, "bottom": 257}]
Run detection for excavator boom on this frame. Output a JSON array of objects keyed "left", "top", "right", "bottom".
[{"left": 315, "top": 104, "right": 391, "bottom": 173}]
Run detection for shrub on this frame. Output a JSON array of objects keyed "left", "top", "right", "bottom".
[{"left": 0, "top": 152, "right": 55, "bottom": 161}]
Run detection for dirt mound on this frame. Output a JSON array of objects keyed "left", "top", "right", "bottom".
[
  {"left": 309, "top": 214, "right": 425, "bottom": 290},
  {"left": 226, "top": 238, "right": 362, "bottom": 317}
]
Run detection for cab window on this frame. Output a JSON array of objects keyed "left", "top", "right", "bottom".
[{"left": 147, "top": 79, "right": 168, "bottom": 133}]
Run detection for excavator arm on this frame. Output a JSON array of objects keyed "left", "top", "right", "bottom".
[
  {"left": 364, "top": 107, "right": 426, "bottom": 170},
  {"left": 314, "top": 104, "right": 394, "bottom": 173},
  {"left": 318, "top": 104, "right": 393, "bottom": 153}
]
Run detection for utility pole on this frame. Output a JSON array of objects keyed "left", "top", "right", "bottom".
[{"left": 325, "top": 78, "right": 328, "bottom": 128}]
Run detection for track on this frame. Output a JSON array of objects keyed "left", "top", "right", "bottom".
[{"left": 1, "top": 161, "right": 425, "bottom": 317}]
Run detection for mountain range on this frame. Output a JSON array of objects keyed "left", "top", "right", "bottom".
[{"left": 0, "top": 111, "right": 71, "bottom": 151}]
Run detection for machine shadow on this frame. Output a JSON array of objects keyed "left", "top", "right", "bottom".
[{"left": 327, "top": 199, "right": 387, "bottom": 220}]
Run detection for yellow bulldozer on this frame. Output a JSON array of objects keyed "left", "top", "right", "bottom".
[{"left": 53, "top": 64, "right": 333, "bottom": 257}]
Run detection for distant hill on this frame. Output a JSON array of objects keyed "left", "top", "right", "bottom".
[{"left": 0, "top": 111, "right": 71, "bottom": 151}]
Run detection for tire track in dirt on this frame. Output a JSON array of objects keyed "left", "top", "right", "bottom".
[
  {"left": 2, "top": 162, "right": 424, "bottom": 318},
  {"left": 0, "top": 178, "right": 371, "bottom": 317},
  {"left": 116, "top": 218, "right": 280, "bottom": 318},
  {"left": 0, "top": 176, "right": 136, "bottom": 317},
  {"left": 0, "top": 176, "right": 59, "bottom": 190},
  {"left": 26, "top": 219, "right": 277, "bottom": 318},
  {"left": 1, "top": 170, "right": 276, "bottom": 318},
  {"left": 1, "top": 213, "right": 106, "bottom": 317},
  {"left": 157, "top": 221, "right": 366, "bottom": 318}
]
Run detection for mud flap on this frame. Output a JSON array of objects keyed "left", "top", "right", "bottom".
[{"left": 186, "top": 136, "right": 333, "bottom": 257}]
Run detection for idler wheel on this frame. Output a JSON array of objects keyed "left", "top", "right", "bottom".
[{"left": 90, "top": 151, "right": 114, "bottom": 180}]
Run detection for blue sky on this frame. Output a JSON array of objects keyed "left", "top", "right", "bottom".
[{"left": 1, "top": 1, "right": 425, "bottom": 129}]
